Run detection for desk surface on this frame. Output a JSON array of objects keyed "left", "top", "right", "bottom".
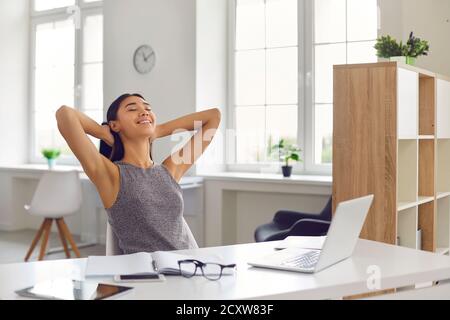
[{"left": 1, "top": 240, "right": 450, "bottom": 300}]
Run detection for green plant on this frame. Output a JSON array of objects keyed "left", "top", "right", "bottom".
[
  {"left": 270, "top": 139, "right": 302, "bottom": 167},
  {"left": 374, "top": 32, "right": 430, "bottom": 59},
  {"left": 42, "top": 148, "right": 61, "bottom": 160},
  {"left": 405, "top": 32, "right": 430, "bottom": 58},
  {"left": 374, "top": 35, "right": 405, "bottom": 58}
]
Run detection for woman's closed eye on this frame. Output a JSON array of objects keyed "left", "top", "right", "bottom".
[{"left": 126, "top": 108, "right": 151, "bottom": 112}]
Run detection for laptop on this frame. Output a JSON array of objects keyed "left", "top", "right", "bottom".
[{"left": 248, "top": 195, "right": 374, "bottom": 274}]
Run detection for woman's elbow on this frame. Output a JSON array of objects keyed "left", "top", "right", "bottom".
[
  {"left": 55, "top": 105, "right": 71, "bottom": 122},
  {"left": 211, "top": 108, "right": 222, "bottom": 122}
]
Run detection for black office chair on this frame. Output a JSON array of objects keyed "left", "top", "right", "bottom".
[{"left": 254, "top": 197, "right": 332, "bottom": 242}]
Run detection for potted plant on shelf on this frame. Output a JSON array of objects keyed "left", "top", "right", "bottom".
[
  {"left": 374, "top": 32, "right": 429, "bottom": 66},
  {"left": 270, "top": 139, "right": 302, "bottom": 178},
  {"left": 42, "top": 148, "right": 61, "bottom": 170},
  {"left": 374, "top": 35, "right": 404, "bottom": 61},
  {"left": 404, "top": 32, "right": 430, "bottom": 66}
]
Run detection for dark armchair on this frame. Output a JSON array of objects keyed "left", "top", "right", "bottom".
[{"left": 254, "top": 197, "right": 332, "bottom": 242}]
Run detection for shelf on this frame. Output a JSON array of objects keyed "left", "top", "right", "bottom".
[
  {"left": 398, "top": 140, "right": 418, "bottom": 205},
  {"left": 417, "top": 196, "right": 435, "bottom": 206},
  {"left": 436, "top": 248, "right": 450, "bottom": 255},
  {"left": 437, "top": 140, "right": 450, "bottom": 193},
  {"left": 419, "top": 75, "right": 436, "bottom": 136},
  {"left": 437, "top": 196, "right": 450, "bottom": 252},
  {"left": 437, "top": 79, "right": 450, "bottom": 138},
  {"left": 334, "top": 63, "right": 448, "bottom": 254},
  {"left": 398, "top": 136, "right": 418, "bottom": 140},
  {"left": 437, "top": 192, "right": 450, "bottom": 200},
  {"left": 397, "top": 207, "right": 418, "bottom": 249},
  {"left": 419, "top": 140, "right": 435, "bottom": 198},
  {"left": 398, "top": 68, "right": 419, "bottom": 138},
  {"left": 398, "top": 197, "right": 434, "bottom": 211},
  {"left": 418, "top": 201, "right": 435, "bottom": 252},
  {"left": 398, "top": 201, "right": 417, "bottom": 212}
]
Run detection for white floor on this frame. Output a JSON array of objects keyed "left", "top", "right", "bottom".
[{"left": 0, "top": 230, "right": 105, "bottom": 264}]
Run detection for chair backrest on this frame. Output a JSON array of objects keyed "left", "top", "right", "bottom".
[
  {"left": 106, "top": 221, "right": 122, "bottom": 256},
  {"left": 28, "top": 170, "right": 82, "bottom": 217},
  {"left": 321, "top": 196, "right": 333, "bottom": 221}
]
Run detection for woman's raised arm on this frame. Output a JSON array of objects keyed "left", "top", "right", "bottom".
[
  {"left": 159, "top": 108, "right": 221, "bottom": 182},
  {"left": 55, "top": 106, "right": 116, "bottom": 185}
]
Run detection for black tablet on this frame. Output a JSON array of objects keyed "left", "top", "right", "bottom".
[{"left": 15, "top": 279, "right": 134, "bottom": 300}]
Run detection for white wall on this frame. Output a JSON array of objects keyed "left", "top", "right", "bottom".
[
  {"left": 104, "top": 0, "right": 228, "bottom": 175},
  {"left": 0, "top": 0, "right": 29, "bottom": 165},
  {"left": 104, "top": 0, "right": 197, "bottom": 169},
  {"left": 379, "top": 0, "right": 450, "bottom": 77},
  {"left": 401, "top": 0, "right": 450, "bottom": 77},
  {"left": 195, "top": 0, "right": 228, "bottom": 174},
  {"left": 379, "top": 0, "right": 403, "bottom": 40}
]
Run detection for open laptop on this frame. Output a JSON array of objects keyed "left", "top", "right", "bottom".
[{"left": 248, "top": 195, "right": 374, "bottom": 274}]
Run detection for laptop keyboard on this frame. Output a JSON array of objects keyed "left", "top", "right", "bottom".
[{"left": 281, "top": 250, "right": 320, "bottom": 269}]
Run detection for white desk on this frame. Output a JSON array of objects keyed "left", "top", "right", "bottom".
[{"left": 2, "top": 239, "right": 450, "bottom": 300}]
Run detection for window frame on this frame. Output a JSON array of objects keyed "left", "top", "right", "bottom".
[
  {"left": 29, "top": 0, "right": 103, "bottom": 165},
  {"left": 228, "top": 0, "right": 379, "bottom": 175},
  {"left": 306, "top": 0, "right": 333, "bottom": 175},
  {"left": 227, "top": 0, "right": 305, "bottom": 174}
]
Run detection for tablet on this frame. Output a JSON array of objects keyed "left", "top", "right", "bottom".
[{"left": 15, "top": 279, "right": 134, "bottom": 300}]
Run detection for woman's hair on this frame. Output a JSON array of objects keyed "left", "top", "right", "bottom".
[{"left": 99, "top": 93, "right": 153, "bottom": 162}]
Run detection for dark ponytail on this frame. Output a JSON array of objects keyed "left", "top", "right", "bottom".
[
  {"left": 99, "top": 93, "right": 153, "bottom": 163},
  {"left": 99, "top": 122, "right": 113, "bottom": 159}
]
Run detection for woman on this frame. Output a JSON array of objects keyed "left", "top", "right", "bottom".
[{"left": 56, "top": 93, "right": 221, "bottom": 254}]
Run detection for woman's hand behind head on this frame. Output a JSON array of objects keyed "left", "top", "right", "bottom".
[{"left": 101, "top": 123, "right": 115, "bottom": 147}]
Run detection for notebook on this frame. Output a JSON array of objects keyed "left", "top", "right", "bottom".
[{"left": 85, "top": 251, "right": 231, "bottom": 277}]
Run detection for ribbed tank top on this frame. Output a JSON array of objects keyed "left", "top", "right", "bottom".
[{"left": 106, "top": 161, "right": 199, "bottom": 254}]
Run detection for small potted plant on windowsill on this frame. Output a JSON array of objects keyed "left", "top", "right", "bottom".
[
  {"left": 374, "top": 32, "right": 429, "bottom": 66},
  {"left": 270, "top": 139, "right": 302, "bottom": 178},
  {"left": 42, "top": 148, "right": 61, "bottom": 170}
]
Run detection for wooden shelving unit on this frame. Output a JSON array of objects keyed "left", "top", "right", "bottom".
[{"left": 333, "top": 62, "right": 450, "bottom": 256}]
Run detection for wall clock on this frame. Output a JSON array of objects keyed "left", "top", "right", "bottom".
[{"left": 133, "top": 45, "right": 156, "bottom": 74}]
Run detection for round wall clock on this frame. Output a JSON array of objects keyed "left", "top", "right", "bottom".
[{"left": 133, "top": 45, "right": 156, "bottom": 74}]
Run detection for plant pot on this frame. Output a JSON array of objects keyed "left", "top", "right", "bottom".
[
  {"left": 47, "top": 158, "right": 56, "bottom": 170},
  {"left": 282, "top": 166, "right": 293, "bottom": 178},
  {"left": 405, "top": 56, "right": 416, "bottom": 66},
  {"left": 389, "top": 56, "right": 417, "bottom": 66},
  {"left": 389, "top": 56, "right": 407, "bottom": 64}
]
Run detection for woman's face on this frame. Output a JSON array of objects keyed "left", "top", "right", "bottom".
[{"left": 110, "top": 96, "right": 157, "bottom": 140}]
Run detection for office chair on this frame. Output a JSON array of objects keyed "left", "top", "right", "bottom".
[
  {"left": 106, "top": 221, "right": 122, "bottom": 256},
  {"left": 254, "top": 196, "right": 332, "bottom": 242},
  {"left": 24, "top": 171, "right": 82, "bottom": 261}
]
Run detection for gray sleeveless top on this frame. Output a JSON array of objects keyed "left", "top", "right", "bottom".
[{"left": 106, "top": 161, "right": 199, "bottom": 254}]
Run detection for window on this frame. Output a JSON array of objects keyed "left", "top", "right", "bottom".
[
  {"left": 30, "top": 0, "right": 103, "bottom": 164},
  {"left": 231, "top": 0, "right": 378, "bottom": 174},
  {"left": 233, "top": 0, "right": 299, "bottom": 166},
  {"left": 311, "top": 0, "right": 378, "bottom": 169}
]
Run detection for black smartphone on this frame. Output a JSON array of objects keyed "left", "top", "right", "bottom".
[{"left": 114, "top": 274, "right": 165, "bottom": 283}]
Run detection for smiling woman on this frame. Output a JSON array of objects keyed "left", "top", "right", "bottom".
[{"left": 55, "top": 94, "right": 221, "bottom": 253}]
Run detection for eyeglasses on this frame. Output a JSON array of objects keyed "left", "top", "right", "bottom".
[{"left": 178, "top": 259, "right": 237, "bottom": 281}]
